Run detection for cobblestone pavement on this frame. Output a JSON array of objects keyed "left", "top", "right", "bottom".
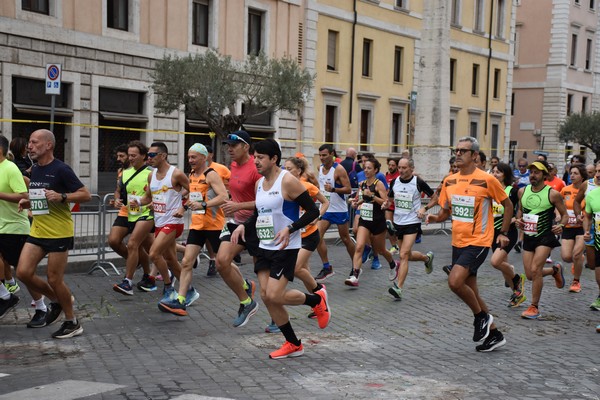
[{"left": 1, "top": 233, "right": 599, "bottom": 400}]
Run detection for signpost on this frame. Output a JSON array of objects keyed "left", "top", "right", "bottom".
[{"left": 45, "top": 63, "right": 61, "bottom": 131}]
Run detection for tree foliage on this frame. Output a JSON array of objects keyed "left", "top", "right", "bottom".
[
  {"left": 151, "top": 50, "right": 314, "bottom": 137},
  {"left": 558, "top": 112, "right": 600, "bottom": 160}
]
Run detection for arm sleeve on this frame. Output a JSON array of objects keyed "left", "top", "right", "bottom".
[
  {"left": 387, "top": 178, "right": 396, "bottom": 198},
  {"left": 290, "top": 191, "right": 319, "bottom": 233},
  {"left": 416, "top": 177, "right": 434, "bottom": 197}
]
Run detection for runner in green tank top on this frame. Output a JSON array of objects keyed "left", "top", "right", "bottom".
[{"left": 582, "top": 185, "right": 600, "bottom": 331}]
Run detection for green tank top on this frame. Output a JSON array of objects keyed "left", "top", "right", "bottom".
[
  {"left": 521, "top": 185, "right": 554, "bottom": 237},
  {"left": 123, "top": 166, "right": 153, "bottom": 222},
  {"left": 493, "top": 186, "right": 513, "bottom": 230}
]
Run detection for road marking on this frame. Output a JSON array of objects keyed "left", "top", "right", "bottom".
[
  {"left": 0, "top": 374, "right": 9, "bottom": 378},
  {"left": 171, "top": 395, "right": 235, "bottom": 400},
  {"left": 0, "top": 380, "right": 124, "bottom": 400}
]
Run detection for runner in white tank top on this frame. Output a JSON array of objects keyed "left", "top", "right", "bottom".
[{"left": 150, "top": 165, "right": 183, "bottom": 228}]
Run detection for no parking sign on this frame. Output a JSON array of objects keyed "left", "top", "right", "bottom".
[{"left": 45, "top": 63, "right": 61, "bottom": 95}]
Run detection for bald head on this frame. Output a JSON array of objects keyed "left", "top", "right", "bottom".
[
  {"left": 346, "top": 147, "right": 357, "bottom": 159},
  {"left": 28, "top": 129, "right": 56, "bottom": 163},
  {"left": 32, "top": 129, "right": 56, "bottom": 148}
]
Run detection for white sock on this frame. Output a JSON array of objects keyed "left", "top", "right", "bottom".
[
  {"left": 6, "top": 278, "right": 15, "bottom": 285},
  {"left": 0, "top": 284, "right": 9, "bottom": 300},
  {"left": 35, "top": 298, "right": 47, "bottom": 312}
]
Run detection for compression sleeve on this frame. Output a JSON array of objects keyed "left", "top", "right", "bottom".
[{"left": 289, "top": 191, "right": 319, "bottom": 233}]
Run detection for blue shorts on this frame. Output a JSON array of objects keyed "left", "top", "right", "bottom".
[{"left": 322, "top": 211, "right": 349, "bottom": 225}]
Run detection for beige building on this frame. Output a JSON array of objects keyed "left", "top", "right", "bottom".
[
  {"left": 0, "top": 0, "right": 304, "bottom": 194},
  {"left": 511, "top": 0, "right": 600, "bottom": 166}
]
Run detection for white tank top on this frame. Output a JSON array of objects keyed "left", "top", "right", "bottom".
[
  {"left": 150, "top": 165, "right": 183, "bottom": 227},
  {"left": 586, "top": 178, "right": 598, "bottom": 195},
  {"left": 391, "top": 176, "right": 422, "bottom": 226},
  {"left": 255, "top": 170, "right": 301, "bottom": 251},
  {"left": 318, "top": 163, "right": 347, "bottom": 213}
]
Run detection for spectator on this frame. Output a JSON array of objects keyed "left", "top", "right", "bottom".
[
  {"left": 340, "top": 147, "right": 362, "bottom": 190},
  {"left": 9, "top": 137, "right": 32, "bottom": 177}
]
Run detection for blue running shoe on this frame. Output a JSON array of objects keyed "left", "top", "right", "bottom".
[
  {"left": 265, "top": 321, "right": 281, "bottom": 333},
  {"left": 158, "top": 298, "right": 187, "bottom": 316},
  {"left": 161, "top": 285, "right": 176, "bottom": 303},
  {"left": 371, "top": 257, "right": 382, "bottom": 270},
  {"left": 415, "top": 233, "right": 422, "bottom": 244},
  {"left": 185, "top": 287, "right": 200, "bottom": 307},
  {"left": 362, "top": 245, "right": 372, "bottom": 264},
  {"left": 113, "top": 280, "right": 133, "bottom": 296},
  {"left": 233, "top": 300, "right": 258, "bottom": 327}
]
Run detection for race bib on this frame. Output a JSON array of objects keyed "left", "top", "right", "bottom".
[
  {"left": 523, "top": 213, "right": 539, "bottom": 236},
  {"left": 594, "top": 212, "right": 600, "bottom": 234},
  {"left": 322, "top": 189, "right": 331, "bottom": 202},
  {"left": 394, "top": 192, "right": 413, "bottom": 214},
  {"left": 127, "top": 194, "right": 142, "bottom": 216},
  {"left": 567, "top": 209, "right": 578, "bottom": 226},
  {"left": 219, "top": 223, "right": 231, "bottom": 239},
  {"left": 492, "top": 201, "right": 504, "bottom": 218},
  {"left": 360, "top": 202, "right": 374, "bottom": 221},
  {"left": 29, "top": 188, "right": 49, "bottom": 215},
  {"left": 152, "top": 194, "right": 166, "bottom": 215},
  {"left": 256, "top": 214, "right": 275, "bottom": 244},
  {"left": 451, "top": 195, "right": 475, "bottom": 223},
  {"left": 189, "top": 192, "right": 205, "bottom": 215}
]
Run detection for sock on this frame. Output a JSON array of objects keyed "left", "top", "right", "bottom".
[
  {"left": 512, "top": 274, "right": 521, "bottom": 286},
  {"left": 323, "top": 262, "right": 331, "bottom": 270},
  {"left": 475, "top": 311, "right": 487, "bottom": 319},
  {"left": 177, "top": 295, "right": 186, "bottom": 304},
  {"left": 0, "top": 284, "right": 9, "bottom": 300},
  {"left": 303, "top": 293, "right": 321, "bottom": 308},
  {"left": 489, "top": 328, "right": 498, "bottom": 336},
  {"left": 241, "top": 297, "right": 252, "bottom": 306},
  {"left": 573, "top": 278, "right": 580, "bottom": 282},
  {"left": 35, "top": 298, "right": 47, "bottom": 312},
  {"left": 312, "top": 283, "right": 323, "bottom": 293},
  {"left": 278, "top": 321, "right": 301, "bottom": 346},
  {"left": 389, "top": 260, "right": 396, "bottom": 269},
  {"left": 242, "top": 280, "right": 249, "bottom": 290}
]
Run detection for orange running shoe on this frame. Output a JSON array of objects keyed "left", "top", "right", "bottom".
[
  {"left": 521, "top": 304, "right": 540, "bottom": 319},
  {"left": 569, "top": 280, "right": 581, "bottom": 293},
  {"left": 269, "top": 341, "right": 304, "bottom": 359},
  {"left": 313, "top": 285, "right": 331, "bottom": 329},
  {"left": 553, "top": 263, "right": 565, "bottom": 289}
]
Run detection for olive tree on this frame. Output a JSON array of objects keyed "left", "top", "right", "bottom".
[{"left": 557, "top": 111, "right": 600, "bottom": 161}]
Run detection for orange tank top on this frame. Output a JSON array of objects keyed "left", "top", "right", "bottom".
[{"left": 189, "top": 168, "right": 225, "bottom": 231}]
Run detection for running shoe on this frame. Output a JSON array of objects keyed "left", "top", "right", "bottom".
[
  {"left": 344, "top": 268, "right": 361, "bottom": 287},
  {"left": 546, "top": 257, "right": 553, "bottom": 264},
  {"left": 569, "top": 280, "right": 581, "bottom": 293},
  {"left": 233, "top": 300, "right": 258, "bottom": 328},
  {"left": 265, "top": 321, "right": 281, "bottom": 333},
  {"left": 307, "top": 311, "right": 317, "bottom": 319},
  {"left": 415, "top": 234, "right": 422, "bottom": 244},
  {"left": 424, "top": 251, "right": 434, "bottom": 274},
  {"left": 442, "top": 265, "right": 453, "bottom": 275},
  {"left": 386, "top": 220, "right": 397, "bottom": 236},
  {"left": 553, "top": 263, "right": 565, "bottom": 289},
  {"left": 27, "top": 309, "right": 48, "bottom": 328},
  {"left": 514, "top": 241, "right": 522, "bottom": 253},
  {"left": 313, "top": 285, "right": 331, "bottom": 329},
  {"left": 113, "top": 280, "right": 134, "bottom": 296},
  {"left": 362, "top": 245, "right": 373, "bottom": 264},
  {"left": 513, "top": 273, "right": 526, "bottom": 297},
  {"left": 476, "top": 330, "right": 506, "bottom": 352},
  {"left": 388, "top": 283, "right": 402, "bottom": 300},
  {"left": 185, "top": 287, "right": 200, "bottom": 306},
  {"left": 138, "top": 275, "right": 157, "bottom": 292},
  {"left": 315, "top": 267, "right": 335, "bottom": 283},
  {"left": 160, "top": 285, "right": 176, "bottom": 303},
  {"left": 389, "top": 260, "right": 400, "bottom": 281},
  {"left": 45, "top": 302, "right": 63, "bottom": 325},
  {"left": 0, "top": 294, "right": 19, "bottom": 319},
  {"left": 269, "top": 341, "right": 304, "bottom": 359},
  {"left": 155, "top": 274, "right": 163, "bottom": 281},
  {"left": 233, "top": 254, "right": 242, "bottom": 264},
  {"left": 51, "top": 320, "right": 83, "bottom": 339},
  {"left": 193, "top": 255, "right": 199, "bottom": 269},
  {"left": 590, "top": 297, "right": 600, "bottom": 311},
  {"left": 597, "top": 324, "right": 600, "bottom": 333},
  {"left": 5, "top": 281, "right": 20, "bottom": 294},
  {"left": 388, "top": 244, "right": 399, "bottom": 254},
  {"left": 508, "top": 293, "right": 527, "bottom": 308},
  {"left": 371, "top": 257, "right": 382, "bottom": 270},
  {"left": 245, "top": 279, "right": 256, "bottom": 300},
  {"left": 207, "top": 260, "right": 217, "bottom": 277},
  {"left": 521, "top": 304, "right": 541, "bottom": 319},
  {"left": 158, "top": 298, "right": 188, "bottom": 316},
  {"left": 473, "top": 313, "right": 493, "bottom": 342}
]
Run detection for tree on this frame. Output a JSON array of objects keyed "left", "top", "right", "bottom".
[
  {"left": 151, "top": 50, "right": 314, "bottom": 140},
  {"left": 558, "top": 111, "right": 600, "bottom": 161}
]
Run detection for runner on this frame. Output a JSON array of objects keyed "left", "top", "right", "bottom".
[
  {"left": 516, "top": 160, "right": 568, "bottom": 319},
  {"left": 573, "top": 161, "right": 600, "bottom": 273},
  {"left": 490, "top": 162, "right": 526, "bottom": 307},
  {"left": 582, "top": 180, "right": 600, "bottom": 324},
  {"left": 158, "top": 143, "right": 228, "bottom": 316},
  {"left": 230, "top": 139, "right": 327, "bottom": 359},
  {"left": 314, "top": 144, "right": 354, "bottom": 281},
  {"left": 216, "top": 130, "right": 261, "bottom": 327},
  {"left": 560, "top": 164, "right": 586, "bottom": 293},
  {"left": 113, "top": 141, "right": 156, "bottom": 295},
  {"left": 385, "top": 157, "right": 400, "bottom": 254},
  {"left": 16, "top": 129, "right": 91, "bottom": 338},
  {"left": 426, "top": 136, "right": 510, "bottom": 352},
  {"left": 385, "top": 157, "right": 435, "bottom": 300}
]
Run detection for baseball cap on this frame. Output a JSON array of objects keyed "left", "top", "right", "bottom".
[
  {"left": 528, "top": 161, "right": 549, "bottom": 173},
  {"left": 223, "top": 130, "right": 251, "bottom": 146}
]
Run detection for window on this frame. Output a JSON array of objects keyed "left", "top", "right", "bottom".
[
  {"left": 491, "top": 124, "right": 499, "bottom": 157},
  {"left": 107, "top": 0, "right": 128, "bottom": 31},
  {"left": 451, "top": 0, "right": 461, "bottom": 25},
  {"left": 327, "top": 31, "right": 338, "bottom": 71},
  {"left": 591, "top": 0, "right": 595, "bottom": 9},
  {"left": 192, "top": 0, "right": 209, "bottom": 47},
  {"left": 474, "top": 0, "right": 484, "bottom": 32},
  {"left": 360, "top": 109, "right": 370, "bottom": 152},
  {"left": 450, "top": 58, "right": 457, "bottom": 92},
  {"left": 248, "top": 9, "right": 263, "bottom": 56},
  {"left": 325, "top": 105, "right": 337, "bottom": 143},
  {"left": 496, "top": 0, "right": 505, "bottom": 38},
  {"left": 571, "top": 34, "right": 578, "bottom": 66},
  {"left": 395, "top": 0, "right": 406, "bottom": 8},
  {"left": 586, "top": 38, "right": 593, "bottom": 69},
  {"left": 582, "top": 96, "right": 588, "bottom": 112},
  {"left": 493, "top": 69, "right": 501, "bottom": 99},
  {"left": 575, "top": 0, "right": 580, "bottom": 4},
  {"left": 393, "top": 46, "right": 403, "bottom": 83},
  {"left": 22, "top": 0, "right": 49, "bottom": 14},
  {"left": 391, "top": 113, "right": 402, "bottom": 153},
  {"left": 472, "top": 64, "right": 480, "bottom": 96},
  {"left": 362, "top": 39, "right": 372, "bottom": 77},
  {"left": 470, "top": 121, "right": 478, "bottom": 138},
  {"left": 511, "top": 92, "right": 515, "bottom": 115},
  {"left": 449, "top": 119, "right": 456, "bottom": 147},
  {"left": 567, "top": 94, "right": 574, "bottom": 115}
]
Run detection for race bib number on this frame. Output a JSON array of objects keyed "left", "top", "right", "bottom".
[
  {"left": 29, "top": 189, "right": 49, "bottom": 215},
  {"left": 523, "top": 213, "right": 539, "bottom": 236},
  {"left": 256, "top": 214, "right": 275, "bottom": 244},
  {"left": 322, "top": 190, "right": 331, "bottom": 202},
  {"left": 360, "top": 202, "right": 374, "bottom": 221},
  {"left": 567, "top": 209, "right": 578, "bottom": 226},
  {"left": 492, "top": 201, "right": 504, "bottom": 218},
  {"left": 152, "top": 194, "right": 166, "bottom": 215},
  {"left": 594, "top": 213, "right": 600, "bottom": 235},
  {"left": 394, "top": 192, "right": 413, "bottom": 214},
  {"left": 127, "top": 194, "right": 142, "bottom": 216},
  {"left": 189, "top": 192, "right": 205, "bottom": 215},
  {"left": 451, "top": 195, "right": 475, "bottom": 223},
  {"left": 219, "top": 223, "right": 231, "bottom": 239}
]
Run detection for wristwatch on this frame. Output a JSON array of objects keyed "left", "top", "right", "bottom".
[
  {"left": 500, "top": 231, "right": 509, "bottom": 236},
  {"left": 201, "top": 201, "right": 207, "bottom": 209},
  {"left": 61, "top": 193, "right": 68, "bottom": 203}
]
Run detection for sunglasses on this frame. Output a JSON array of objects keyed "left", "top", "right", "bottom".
[
  {"left": 452, "top": 148, "right": 474, "bottom": 155},
  {"left": 147, "top": 152, "right": 163, "bottom": 158},
  {"left": 227, "top": 134, "right": 249, "bottom": 146},
  {"left": 518, "top": 164, "right": 527, "bottom": 168}
]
